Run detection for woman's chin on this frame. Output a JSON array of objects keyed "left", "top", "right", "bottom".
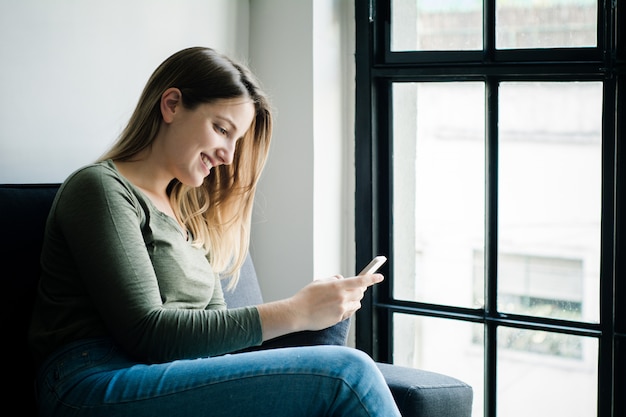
[{"left": 179, "top": 174, "right": 206, "bottom": 188}]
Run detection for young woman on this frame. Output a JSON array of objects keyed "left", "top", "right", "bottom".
[{"left": 28, "top": 47, "right": 402, "bottom": 417}]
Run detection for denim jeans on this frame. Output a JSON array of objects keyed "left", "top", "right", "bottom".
[{"left": 36, "top": 338, "right": 402, "bottom": 417}]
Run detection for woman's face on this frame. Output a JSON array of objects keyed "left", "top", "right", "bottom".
[{"left": 160, "top": 95, "right": 255, "bottom": 187}]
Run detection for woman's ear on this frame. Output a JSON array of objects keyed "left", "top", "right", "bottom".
[{"left": 160, "top": 88, "right": 182, "bottom": 123}]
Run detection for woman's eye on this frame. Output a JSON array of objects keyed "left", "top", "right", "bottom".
[{"left": 215, "top": 125, "right": 228, "bottom": 136}]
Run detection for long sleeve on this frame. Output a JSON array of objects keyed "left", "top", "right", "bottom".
[{"left": 29, "top": 161, "right": 263, "bottom": 365}]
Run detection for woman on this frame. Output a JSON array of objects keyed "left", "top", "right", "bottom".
[{"left": 28, "top": 47, "right": 401, "bottom": 416}]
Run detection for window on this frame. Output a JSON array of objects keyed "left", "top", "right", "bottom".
[{"left": 354, "top": 1, "right": 625, "bottom": 416}]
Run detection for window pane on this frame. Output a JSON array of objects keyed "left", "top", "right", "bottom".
[
  {"left": 497, "top": 327, "right": 598, "bottom": 416},
  {"left": 496, "top": 0, "right": 597, "bottom": 49},
  {"left": 393, "top": 314, "right": 484, "bottom": 417},
  {"left": 391, "top": 0, "right": 482, "bottom": 51},
  {"left": 498, "top": 82, "right": 602, "bottom": 323},
  {"left": 392, "top": 82, "right": 484, "bottom": 307}
]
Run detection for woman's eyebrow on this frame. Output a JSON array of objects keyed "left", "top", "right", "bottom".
[{"left": 215, "top": 116, "right": 237, "bottom": 132}]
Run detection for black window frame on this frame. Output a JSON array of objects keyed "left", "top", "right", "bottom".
[{"left": 354, "top": 1, "right": 625, "bottom": 416}]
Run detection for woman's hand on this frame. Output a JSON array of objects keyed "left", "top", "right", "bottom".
[{"left": 256, "top": 273, "right": 383, "bottom": 341}]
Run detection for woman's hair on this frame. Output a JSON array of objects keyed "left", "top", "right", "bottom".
[{"left": 99, "top": 47, "right": 272, "bottom": 288}]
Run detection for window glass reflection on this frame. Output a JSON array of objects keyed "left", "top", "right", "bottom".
[
  {"left": 496, "top": 0, "right": 597, "bottom": 49},
  {"left": 498, "top": 82, "right": 602, "bottom": 323},
  {"left": 496, "top": 327, "right": 598, "bottom": 416},
  {"left": 391, "top": 0, "right": 482, "bottom": 51},
  {"left": 392, "top": 82, "right": 484, "bottom": 307}
]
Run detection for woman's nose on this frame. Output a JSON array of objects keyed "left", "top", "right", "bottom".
[{"left": 217, "top": 144, "right": 235, "bottom": 165}]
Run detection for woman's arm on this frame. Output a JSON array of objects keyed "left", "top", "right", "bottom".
[
  {"left": 54, "top": 165, "right": 262, "bottom": 361},
  {"left": 256, "top": 274, "right": 383, "bottom": 341}
]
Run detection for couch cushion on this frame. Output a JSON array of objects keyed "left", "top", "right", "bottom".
[
  {"left": 377, "top": 362, "right": 474, "bottom": 417},
  {"left": 222, "top": 254, "right": 264, "bottom": 308}
]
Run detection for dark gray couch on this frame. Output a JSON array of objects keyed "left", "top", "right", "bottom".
[{"left": 1, "top": 184, "right": 473, "bottom": 417}]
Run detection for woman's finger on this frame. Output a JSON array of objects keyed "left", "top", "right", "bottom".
[{"left": 341, "top": 273, "right": 384, "bottom": 289}]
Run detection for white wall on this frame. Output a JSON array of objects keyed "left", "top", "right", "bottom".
[
  {"left": 0, "top": 0, "right": 356, "bottom": 313},
  {"left": 248, "top": 0, "right": 355, "bottom": 302},
  {"left": 0, "top": 0, "right": 249, "bottom": 183}
]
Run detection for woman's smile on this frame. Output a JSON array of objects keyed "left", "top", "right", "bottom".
[{"left": 201, "top": 153, "right": 213, "bottom": 175}]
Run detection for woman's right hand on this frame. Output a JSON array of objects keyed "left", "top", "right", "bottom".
[{"left": 256, "top": 273, "right": 383, "bottom": 341}]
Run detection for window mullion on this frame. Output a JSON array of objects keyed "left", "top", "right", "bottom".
[
  {"left": 613, "top": 73, "right": 625, "bottom": 417},
  {"left": 355, "top": 0, "right": 376, "bottom": 358},
  {"left": 484, "top": 0, "right": 496, "bottom": 60},
  {"left": 485, "top": 77, "right": 499, "bottom": 417}
]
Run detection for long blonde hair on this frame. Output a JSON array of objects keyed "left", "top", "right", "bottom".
[{"left": 100, "top": 47, "right": 272, "bottom": 287}]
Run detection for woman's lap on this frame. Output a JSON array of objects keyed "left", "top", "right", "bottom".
[{"left": 36, "top": 338, "right": 400, "bottom": 417}]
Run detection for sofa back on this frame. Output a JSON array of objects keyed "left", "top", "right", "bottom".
[
  {"left": 0, "top": 183, "right": 264, "bottom": 415},
  {"left": 1, "top": 184, "right": 60, "bottom": 415}
]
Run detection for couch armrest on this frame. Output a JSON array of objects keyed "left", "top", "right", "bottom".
[{"left": 377, "top": 362, "right": 473, "bottom": 417}]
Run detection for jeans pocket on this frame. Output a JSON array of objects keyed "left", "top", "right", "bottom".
[{"left": 42, "top": 339, "right": 118, "bottom": 398}]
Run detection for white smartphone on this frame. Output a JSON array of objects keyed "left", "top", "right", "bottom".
[{"left": 358, "top": 255, "right": 387, "bottom": 275}]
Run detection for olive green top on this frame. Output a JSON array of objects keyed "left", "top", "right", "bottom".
[{"left": 29, "top": 160, "right": 262, "bottom": 366}]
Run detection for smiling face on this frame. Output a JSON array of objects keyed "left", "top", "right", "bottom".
[{"left": 158, "top": 89, "right": 256, "bottom": 187}]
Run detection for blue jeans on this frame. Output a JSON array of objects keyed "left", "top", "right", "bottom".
[{"left": 36, "top": 338, "right": 402, "bottom": 417}]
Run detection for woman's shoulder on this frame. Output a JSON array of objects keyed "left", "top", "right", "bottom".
[
  {"left": 43, "top": 161, "right": 143, "bottom": 224},
  {"left": 62, "top": 160, "right": 126, "bottom": 189},
  {"left": 57, "top": 160, "right": 137, "bottom": 204}
]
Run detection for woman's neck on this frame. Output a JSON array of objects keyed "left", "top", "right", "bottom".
[
  {"left": 112, "top": 158, "right": 185, "bottom": 232},
  {"left": 112, "top": 151, "right": 171, "bottom": 197}
]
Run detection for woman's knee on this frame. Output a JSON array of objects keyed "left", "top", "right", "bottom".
[
  {"left": 301, "top": 346, "right": 383, "bottom": 384},
  {"left": 315, "top": 345, "right": 377, "bottom": 368}
]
